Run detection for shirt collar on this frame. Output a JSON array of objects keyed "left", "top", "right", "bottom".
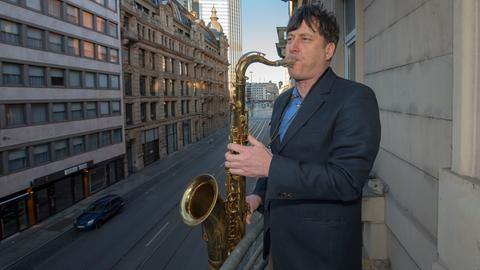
[{"left": 292, "top": 87, "right": 301, "bottom": 100}]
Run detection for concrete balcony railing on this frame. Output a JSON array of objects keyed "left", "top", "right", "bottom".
[{"left": 121, "top": 27, "right": 139, "bottom": 45}]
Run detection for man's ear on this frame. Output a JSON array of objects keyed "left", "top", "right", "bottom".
[{"left": 325, "top": 42, "right": 336, "bottom": 61}]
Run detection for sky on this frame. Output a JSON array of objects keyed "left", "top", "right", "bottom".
[{"left": 242, "top": 0, "right": 289, "bottom": 86}]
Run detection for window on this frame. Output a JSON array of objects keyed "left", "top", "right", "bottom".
[
  {"left": 165, "top": 124, "right": 177, "bottom": 154},
  {"left": 26, "top": 0, "right": 42, "bottom": 11},
  {"left": 97, "top": 45, "right": 107, "bottom": 61},
  {"left": 99, "top": 101, "right": 109, "bottom": 115},
  {"left": 29, "top": 66, "right": 45, "bottom": 87},
  {"left": 107, "top": 0, "right": 116, "bottom": 11},
  {"left": 6, "top": 104, "right": 25, "bottom": 126},
  {"left": 100, "top": 101, "right": 110, "bottom": 115},
  {"left": 67, "top": 38, "right": 80, "bottom": 56},
  {"left": 140, "top": 75, "right": 146, "bottom": 96},
  {"left": 86, "top": 102, "right": 97, "bottom": 118},
  {"left": 0, "top": 20, "right": 20, "bottom": 44},
  {"left": 141, "top": 103, "right": 147, "bottom": 122},
  {"left": 164, "top": 79, "right": 168, "bottom": 96},
  {"left": 164, "top": 102, "right": 168, "bottom": 118},
  {"left": 52, "top": 103, "right": 66, "bottom": 121},
  {"left": 109, "top": 49, "right": 119, "bottom": 63},
  {"left": 171, "top": 101, "right": 176, "bottom": 116},
  {"left": 161, "top": 55, "right": 166, "bottom": 72},
  {"left": 87, "top": 133, "right": 99, "bottom": 151},
  {"left": 110, "top": 75, "right": 119, "bottom": 89},
  {"left": 100, "top": 131, "right": 111, "bottom": 146},
  {"left": 150, "top": 102, "right": 156, "bottom": 120},
  {"left": 95, "top": 0, "right": 105, "bottom": 5},
  {"left": 66, "top": 5, "right": 79, "bottom": 24},
  {"left": 98, "top": 73, "right": 108, "bottom": 88},
  {"left": 96, "top": 17, "right": 106, "bottom": 33},
  {"left": 8, "top": 149, "right": 27, "bottom": 172},
  {"left": 27, "top": 27, "right": 43, "bottom": 49},
  {"left": 82, "top": 11, "right": 94, "bottom": 29},
  {"left": 139, "top": 49, "right": 145, "bottom": 67},
  {"left": 122, "top": 47, "right": 130, "bottom": 64},
  {"left": 85, "top": 72, "right": 95, "bottom": 88},
  {"left": 54, "top": 140, "right": 69, "bottom": 160},
  {"left": 48, "top": 0, "right": 62, "bottom": 17},
  {"left": 49, "top": 33, "right": 63, "bottom": 52},
  {"left": 31, "top": 103, "right": 48, "bottom": 123},
  {"left": 69, "top": 70, "right": 81, "bottom": 87},
  {"left": 72, "top": 136, "right": 85, "bottom": 155},
  {"left": 50, "top": 69, "right": 64, "bottom": 86},
  {"left": 344, "top": 0, "right": 356, "bottom": 80},
  {"left": 71, "top": 102, "right": 83, "bottom": 120},
  {"left": 112, "top": 101, "right": 120, "bottom": 114},
  {"left": 125, "top": 104, "right": 133, "bottom": 125},
  {"left": 124, "top": 73, "right": 132, "bottom": 95},
  {"left": 33, "top": 144, "right": 50, "bottom": 165},
  {"left": 150, "top": 77, "right": 157, "bottom": 95},
  {"left": 107, "top": 22, "right": 117, "bottom": 37},
  {"left": 150, "top": 52, "right": 155, "bottom": 70},
  {"left": 112, "top": 129, "right": 122, "bottom": 143}
]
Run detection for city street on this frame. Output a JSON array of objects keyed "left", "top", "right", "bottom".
[{"left": 4, "top": 114, "right": 271, "bottom": 270}]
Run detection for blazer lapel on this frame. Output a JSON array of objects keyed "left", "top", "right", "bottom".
[
  {"left": 269, "top": 89, "right": 292, "bottom": 150},
  {"left": 278, "top": 68, "right": 337, "bottom": 152}
]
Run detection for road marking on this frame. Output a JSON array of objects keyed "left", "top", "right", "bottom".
[{"left": 145, "top": 222, "right": 169, "bottom": 247}]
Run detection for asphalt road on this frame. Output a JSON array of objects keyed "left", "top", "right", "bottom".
[{"left": 15, "top": 115, "right": 271, "bottom": 270}]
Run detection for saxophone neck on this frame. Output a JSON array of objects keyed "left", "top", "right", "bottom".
[{"left": 234, "top": 51, "right": 294, "bottom": 85}]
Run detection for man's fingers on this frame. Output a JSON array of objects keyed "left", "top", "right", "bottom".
[
  {"left": 248, "top": 134, "right": 261, "bottom": 146},
  {"left": 227, "top": 143, "right": 245, "bottom": 153},
  {"left": 246, "top": 213, "right": 252, "bottom": 225}
]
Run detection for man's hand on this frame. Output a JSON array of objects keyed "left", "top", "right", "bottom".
[
  {"left": 225, "top": 135, "right": 272, "bottom": 178},
  {"left": 245, "top": 194, "right": 262, "bottom": 224}
]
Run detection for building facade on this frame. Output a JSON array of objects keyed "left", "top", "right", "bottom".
[
  {"left": 120, "top": 0, "right": 229, "bottom": 173},
  {"left": 0, "top": 0, "right": 124, "bottom": 240},
  {"left": 246, "top": 82, "right": 279, "bottom": 102},
  {"left": 281, "top": 0, "right": 480, "bottom": 269},
  {"left": 197, "top": 0, "right": 242, "bottom": 94}
]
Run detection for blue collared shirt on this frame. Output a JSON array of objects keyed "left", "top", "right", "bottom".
[{"left": 278, "top": 87, "right": 302, "bottom": 141}]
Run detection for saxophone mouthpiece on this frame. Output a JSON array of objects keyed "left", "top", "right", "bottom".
[{"left": 282, "top": 57, "right": 296, "bottom": 68}]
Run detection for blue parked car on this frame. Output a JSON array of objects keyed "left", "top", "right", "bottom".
[{"left": 74, "top": 194, "right": 124, "bottom": 230}]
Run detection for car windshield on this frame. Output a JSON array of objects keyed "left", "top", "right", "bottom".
[{"left": 86, "top": 202, "right": 104, "bottom": 213}]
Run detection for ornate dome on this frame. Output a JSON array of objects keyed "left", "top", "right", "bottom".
[{"left": 207, "top": 5, "right": 223, "bottom": 33}]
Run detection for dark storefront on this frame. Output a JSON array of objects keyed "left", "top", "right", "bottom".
[
  {"left": 182, "top": 120, "right": 191, "bottom": 147},
  {"left": 33, "top": 161, "right": 92, "bottom": 222},
  {"left": 0, "top": 191, "right": 30, "bottom": 240},
  {"left": 1, "top": 156, "right": 125, "bottom": 239},
  {"left": 166, "top": 123, "right": 178, "bottom": 154},
  {"left": 142, "top": 128, "right": 160, "bottom": 167}
]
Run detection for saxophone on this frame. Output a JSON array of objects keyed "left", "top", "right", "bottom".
[{"left": 179, "top": 52, "right": 293, "bottom": 270}]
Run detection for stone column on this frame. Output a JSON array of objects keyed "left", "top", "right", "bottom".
[{"left": 434, "top": 1, "right": 480, "bottom": 270}]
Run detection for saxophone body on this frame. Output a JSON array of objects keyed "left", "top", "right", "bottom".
[{"left": 179, "top": 52, "right": 292, "bottom": 270}]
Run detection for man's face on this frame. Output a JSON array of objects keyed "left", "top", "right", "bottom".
[{"left": 286, "top": 20, "right": 335, "bottom": 82}]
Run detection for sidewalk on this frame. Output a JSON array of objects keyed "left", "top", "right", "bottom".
[{"left": 0, "top": 130, "right": 227, "bottom": 270}]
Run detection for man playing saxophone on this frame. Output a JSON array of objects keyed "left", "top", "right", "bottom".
[{"left": 225, "top": 4, "right": 381, "bottom": 270}]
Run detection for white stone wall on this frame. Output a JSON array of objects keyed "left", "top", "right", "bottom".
[{"left": 363, "top": 0, "right": 453, "bottom": 269}]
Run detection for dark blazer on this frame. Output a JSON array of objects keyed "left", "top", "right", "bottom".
[{"left": 253, "top": 68, "right": 381, "bottom": 270}]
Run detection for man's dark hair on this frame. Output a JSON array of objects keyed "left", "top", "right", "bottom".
[{"left": 287, "top": 4, "right": 339, "bottom": 46}]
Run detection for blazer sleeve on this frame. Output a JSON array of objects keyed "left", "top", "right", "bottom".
[
  {"left": 253, "top": 177, "right": 267, "bottom": 203},
  {"left": 266, "top": 86, "right": 381, "bottom": 202}
]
